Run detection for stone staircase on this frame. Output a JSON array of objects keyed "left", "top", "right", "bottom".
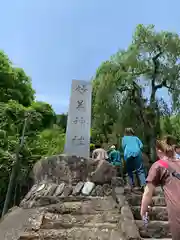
[
  {"left": 19, "top": 194, "right": 124, "bottom": 239},
  {"left": 0, "top": 154, "right": 174, "bottom": 239},
  {"left": 0, "top": 155, "right": 141, "bottom": 239},
  {"left": 126, "top": 186, "right": 171, "bottom": 240},
  {"left": 2, "top": 181, "right": 140, "bottom": 240}
]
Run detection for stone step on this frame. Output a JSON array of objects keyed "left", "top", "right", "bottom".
[
  {"left": 0, "top": 208, "right": 38, "bottom": 240},
  {"left": 42, "top": 222, "right": 117, "bottom": 229},
  {"left": 154, "top": 187, "right": 164, "bottom": 196},
  {"left": 125, "top": 186, "right": 164, "bottom": 195},
  {"left": 136, "top": 220, "right": 171, "bottom": 238},
  {"left": 44, "top": 197, "right": 117, "bottom": 215},
  {"left": 19, "top": 228, "right": 125, "bottom": 239},
  {"left": 127, "top": 195, "right": 166, "bottom": 206},
  {"left": 132, "top": 206, "right": 168, "bottom": 221},
  {"left": 40, "top": 212, "right": 121, "bottom": 229}
]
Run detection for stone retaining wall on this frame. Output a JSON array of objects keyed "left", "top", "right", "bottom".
[{"left": 0, "top": 154, "right": 141, "bottom": 240}]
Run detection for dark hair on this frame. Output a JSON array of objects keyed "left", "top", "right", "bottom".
[
  {"left": 124, "top": 128, "right": 135, "bottom": 136},
  {"left": 95, "top": 143, "right": 101, "bottom": 148}
]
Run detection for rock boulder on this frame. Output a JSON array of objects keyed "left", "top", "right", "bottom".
[{"left": 33, "top": 154, "right": 116, "bottom": 184}]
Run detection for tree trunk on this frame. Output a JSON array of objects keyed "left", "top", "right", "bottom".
[
  {"left": 149, "top": 49, "right": 162, "bottom": 163},
  {"left": 149, "top": 89, "right": 157, "bottom": 163},
  {"left": 2, "top": 116, "right": 28, "bottom": 217}
]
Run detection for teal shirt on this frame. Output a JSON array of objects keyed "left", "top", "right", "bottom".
[
  {"left": 122, "top": 136, "right": 143, "bottom": 161},
  {"left": 108, "top": 149, "right": 121, "bottom": 166}
]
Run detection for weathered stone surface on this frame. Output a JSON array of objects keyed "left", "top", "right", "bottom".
[
  {"left": 154, "top": 186, "right": 164, "bottom": 196},
  {"left": 116, "top": 195, "right": 127, "bottom": 208},
  {"left": 19, "top": 228, "right": 123, "bottom": 240},
  {"left": 47, "top": 183, "right": 58, "bottom": 196},
  {"left": 62, "top": 185, "right": 73, "bottom": 197},
  {"left": 41, "top": 211, "right": 121, "bottom": 226},
  {"left": 140, "top": 239, "right": 171, "bottom": 240},
  {"left": 72, "top": 181, "right": 84, "bottom": 195},
  {"left": 43, "top": 183, "right": 56, "bottom": 196},
  {"left": 115, "top": 186, "right": 124, "bottom": 195},
  {"left": 121, "top": 205, "right": 134, "bottom": 220},
  {"left": 126, "top": 194, "right": 166, "bottom": 206},
  {"left": 33, "top": 154, "right": 116, "bottom": 185},
  {"left": 91, "top": 160, "right": 117, "bottom": 184},
  {"left": 136, "top": 220, "right": 171, "bottom": 238},
  {"left": 120, "top": 204, "right": 141, "bottom": 239},
  {"left": 121, "top": 220, "right": 141, "bottom": 239},
  {"left": 81, "top": 181, "right": 95, "bottom": 195},
  {"left": 21, "top": 184, "right": 37, "bottom": 203},
  {"left": 126, "top": 184, "right": 170, "bottom": 239},
  {"left": 15, "top": 192, "right": 140, "bottom": 239},
  {"left": 152, "top": 196, "right": 166, "bottom": 206},
  {"left": 91, "top": 187, "right": 97, "bottom": 196},
  {"left": 124, "top": 185, "right": 132, "bottom": 194},
  {"left": 110, "top": 229, "right": 126, "bottom": 240},
  {"left": 0, "top": 208, "right": 39, "bottom": 240},
  {"left": 111, "top": 177, "right": 124, "bottom": 186},
  {"left": 103, "top": 184, "right": 112, "bottom": 196},
  {"left": 132, "top": 206, "right": 168, "bottom": 221},
  {"left": 0, "top": 154, "right": 143, "bottom": 240},
  {"left": 54, "top": 182, "right": 65, "bottom": 196},
  {"left": 33, "top": 196, "right": 60, "bottom": 207},
  {"left": 94, "top": 185, "right": 104, "bottom": 196},
  {"left": 45, "top": 198, "right": 117, "bottom": 215}
]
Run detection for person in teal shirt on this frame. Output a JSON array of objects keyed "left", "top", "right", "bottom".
[
  {"left": 108, "top": 145, "right": 122, "bottom": 177},
  {"left": 121, "top": 128, "right": 146, "bottom": 189},
  {"left": 108, "top": 145, "right": 121, "bottom": 166}
]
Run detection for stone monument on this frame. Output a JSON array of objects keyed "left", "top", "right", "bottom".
[{"left": 64, "top": 80, "right": 92, "bottom": 158}]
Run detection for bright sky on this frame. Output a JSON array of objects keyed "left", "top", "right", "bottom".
[{"left": 0, "top": 0, "right": 178, "bottom": 113}]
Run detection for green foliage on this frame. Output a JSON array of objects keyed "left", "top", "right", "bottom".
[
  {"left": 161, "top": 115, "right": 180, "bottom": 143},
  {"left": 132, "top": 24, "right": 180, "bottom": 108},
  {"left": 92, "top": 24, "right": 180, "bottom": 157},
  {"left": 29, "top": 125, "right": 65, "bottom": 157},
  {"left": 0, "top": 50, "right": 68, "bottom": 214},
  {"left": 27, "top": 101, "right": 56, "bottom": 132},
  {"left": 0, "top": 99, "right": 65, "bottom": 212},
  {"left": 56, "top": 113, "right": 67, "bottom": 132},
  {"left": 0, "top": 51, "right": 35, "bottom": 106}
]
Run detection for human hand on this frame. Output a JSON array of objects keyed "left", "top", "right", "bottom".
[
  {"left": 141, "top": 205, "right": 151, "bottom": 217},
  {"left": 141, "top": 206, "right": 151, "bottom": 226}
]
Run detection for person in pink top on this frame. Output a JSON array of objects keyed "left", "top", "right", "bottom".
[{"left": 141, "top": 140, "right": 180, "bottom": 240}]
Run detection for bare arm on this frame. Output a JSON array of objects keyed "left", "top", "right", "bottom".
[
  {"left": 140, "top": 183, "right": 155, "bottom": 217},
  {"left": 137, "top": 137, "right": 143, "bottom": 150},
  {"left": 91, "top": 159, "right": 106, "bottom": 178},
  {"left": 141, "top": 161, "right": 163, "bottom": 219}
]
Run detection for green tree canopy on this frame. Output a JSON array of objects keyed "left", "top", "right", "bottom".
[
  {"left": 92, "top": 24, "right": 180, "bottom": 159},
  {"left": 0, "top": 51, "right": 35, "bottom": 106}
]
